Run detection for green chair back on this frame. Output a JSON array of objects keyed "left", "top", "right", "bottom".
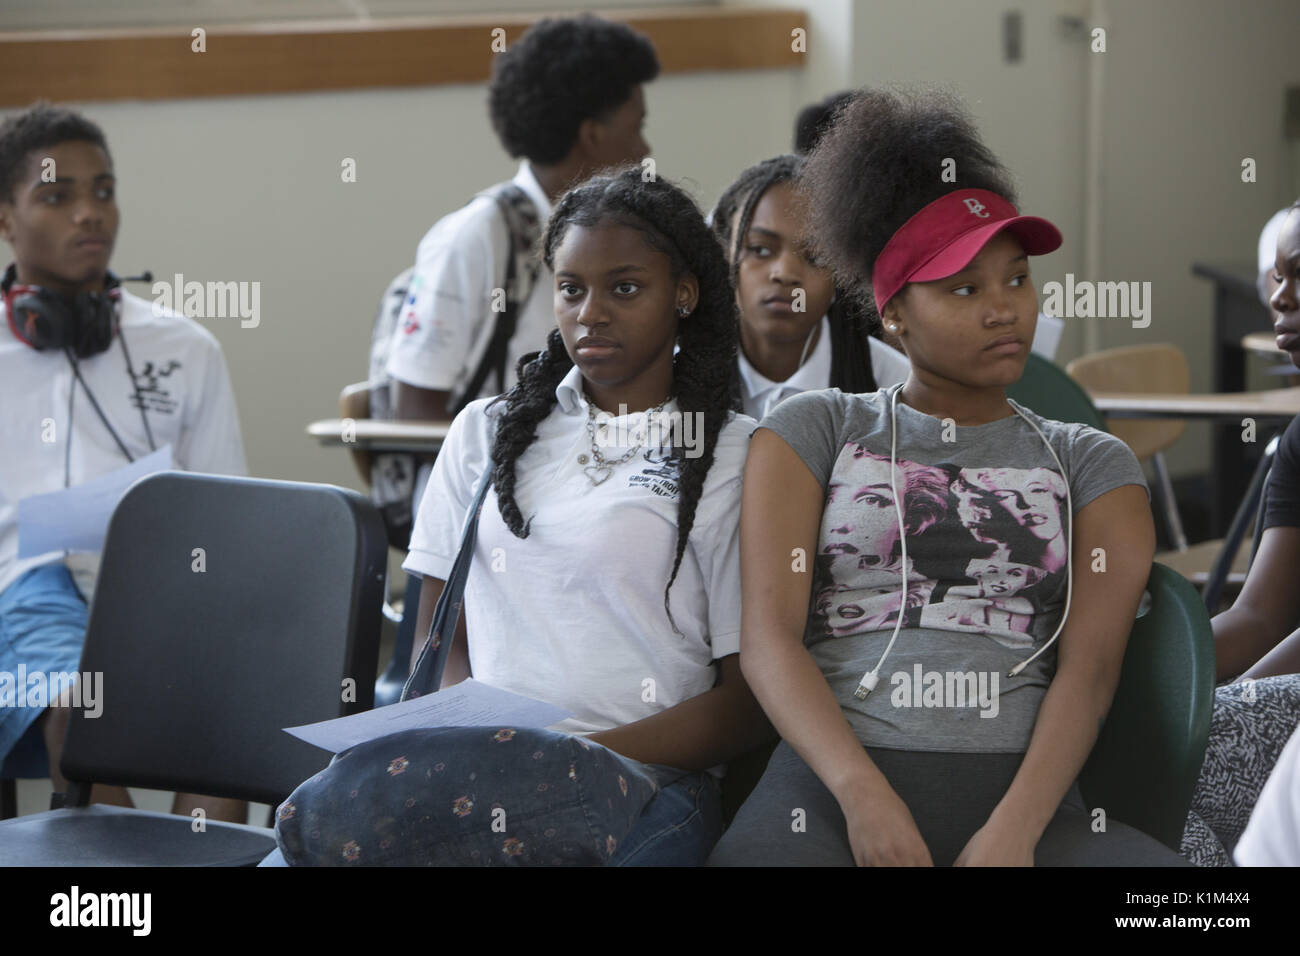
[
  {"left": 1078, "top": 562, "right": 1215, "bottom": 850},
  {"left": 1007, "top": 352, "right": 1107, "bottom": 431}
]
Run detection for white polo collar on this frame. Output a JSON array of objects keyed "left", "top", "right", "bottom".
[
  {"left": 513, "top": 161, "right": 554, "bottom": 221},
  {"left": 555, "top": 364, "right": 588, "bottom": 415},
  {"left": 554, "top": 364, "right": 684, "bottom": 423},
  {"left": 738, "top": 314, "right": 832, "bottom": 408}
]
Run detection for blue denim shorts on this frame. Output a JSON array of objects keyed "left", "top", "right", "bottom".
[{"left": 0, "top": 563, "right": 89, "bottom": 762}]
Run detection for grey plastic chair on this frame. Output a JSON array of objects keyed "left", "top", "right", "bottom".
[{"left": 0, "top": 472, "right": 386, "bottom": 866}]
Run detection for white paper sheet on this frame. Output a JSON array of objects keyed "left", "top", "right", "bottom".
[
  {"left": 16, "top": 446, "right": 174, "bottom": 557},
  {"left": 283, "top": 679, "right": 574, "bottom": 753},
  {"left": 1031, "top": 312, "right": 1064, "bottom": 360}
]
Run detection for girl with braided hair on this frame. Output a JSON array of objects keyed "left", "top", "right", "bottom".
[
  {"left": 712, "top": 154, "right": 906, "bottom": 421},
  {"left": 399, "top": 165, "right": 770, "bottom": 865}
]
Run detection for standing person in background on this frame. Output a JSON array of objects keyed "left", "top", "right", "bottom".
[
  {"left": 0, "top": 103, "right": 247, "bottom": 822},
  {"left": 375, "top": 15, "right": 660, "bottom": 548},
  {"left": 386, "top": 14, "right": 660, "bottom": 429}
]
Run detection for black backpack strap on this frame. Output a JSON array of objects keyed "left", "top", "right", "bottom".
[
  {"left": 452, "top": 183, "right": 542, "bottom": 415},
  {"left": 401, "top": 460, "right": 494, "bottom": 700}
]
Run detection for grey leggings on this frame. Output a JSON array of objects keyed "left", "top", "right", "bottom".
[{"left": 708, "top": 741, "right": 1191, "bottom": 866}]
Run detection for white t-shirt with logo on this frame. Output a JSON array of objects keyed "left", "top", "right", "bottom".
[
  {"left": 0, "top": 288, "right": 247, "bottom": 598},
  {"left": 386, "top": 162, "right": 556, "bottom": 411},
  {"left": 404, "top": 365, "right": 753, "bottom": 739}
]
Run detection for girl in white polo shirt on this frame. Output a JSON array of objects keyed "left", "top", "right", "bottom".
[
  {"left": 400, "top": 166, "right": 771, "bottom": 865},
  {"left": 711, "top": 154, "right": 909, "bottom": 422}
]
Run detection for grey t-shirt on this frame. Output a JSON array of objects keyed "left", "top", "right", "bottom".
[{"left": 761, "top": 386, "right": 1150, "bottom": 754}]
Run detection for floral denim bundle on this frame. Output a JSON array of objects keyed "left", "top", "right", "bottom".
[{"left": 275, "top": 725, "right": 659, "bottom": 866}]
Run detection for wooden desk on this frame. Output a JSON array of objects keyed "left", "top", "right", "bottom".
[
  {"left": 307, "top": 418, "right": 450, "bottom": 454},
  {"left": 1090, "top": 387, "right": 1300, "bottom": 422}
]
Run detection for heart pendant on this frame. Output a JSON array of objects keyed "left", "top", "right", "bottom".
[{"left": 583, "top": 464, "right": 613, "bottom": 485}]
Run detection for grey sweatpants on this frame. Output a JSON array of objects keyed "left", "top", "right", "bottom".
[{"left": 708, "top": 741, "right": 1191, "bottom": 867}]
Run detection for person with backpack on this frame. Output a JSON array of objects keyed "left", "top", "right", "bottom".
[
  {"left": 385, "top": 15, "right": 660, "bottom": 424},
  {"left": 369, "top": 14, "right": 660, "bottom": 548}
]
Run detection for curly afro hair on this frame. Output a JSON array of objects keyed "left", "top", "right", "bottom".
[
  {"left": 490, "top": 165, "right": 739, "bottom": 633},
  {"left": 488, "top": 15, "right": 659, "bottom": 165},
  {"left": 712, "top": 153, "right": 878, "bottom": 398},
  {"left": 0, "top": 102, "right": 110, "bottom": 203},
  {"left": 798, "top": 87, "right": 1017, "bottom": 315}
]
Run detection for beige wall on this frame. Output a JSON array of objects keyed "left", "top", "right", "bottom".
[
  {"left": 15, "top": 0, "right": 1300, "bottom": 491},
  {"left": 1091, "top": 0, "right": 1300, "bottom": 469},
  {"left": 58, "top": 68, "right": 798, "bottom": 493},
  {"left": 847, "top": 0, "right": 1087, "bottom": 350},
  {"left": 840, "top": 0, "right": 1299, "bottom": 475}
]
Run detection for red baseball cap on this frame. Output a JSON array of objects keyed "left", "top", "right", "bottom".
[{"left": 871, "top": 188, "right": 1062, "bottom": 314}]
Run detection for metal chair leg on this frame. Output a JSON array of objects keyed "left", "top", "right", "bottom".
[
  {"left": 1151, "top": 452, "right": 1189, "bottom": 552},
  {"left": 1203, "top": 434, "right": 1279, "bottom": 612}
]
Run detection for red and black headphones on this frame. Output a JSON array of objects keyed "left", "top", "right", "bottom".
[
  {"left": 2, "top": 262, "right": 122, "bottom": 358},
  {"left": 3, "top": 262, "right": 158, "bottom": 475}
]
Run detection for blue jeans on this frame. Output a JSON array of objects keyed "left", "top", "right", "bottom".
[
  {"left": 0, "top": 563, "right": 89, "bottom": 763},
  {"left": 261, "top": 728, "right": 723, "bottom": 867},
  {"left": 608, "top": 764, "right": 721, "bottom": 866}
]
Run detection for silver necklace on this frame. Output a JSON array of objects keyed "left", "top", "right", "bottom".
[{"left": 582, "top": 393, "right": 672, "bottom": 486}]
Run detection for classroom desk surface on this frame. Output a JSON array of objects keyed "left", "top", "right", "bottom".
[
  {"left": 1089, "top": 387, "right": 1300, "bottom": 421},
  {"left": 307, "top": 418, "right": 451, "bottom": 453}
]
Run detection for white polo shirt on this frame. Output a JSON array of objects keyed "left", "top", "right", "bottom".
[
  {"left": 404, "top": 365, "right": 754, "bottom": 738},
  {"left": 737, "top": 315, "right": 833, "bottom": 421},
  {"left": 738, "top": 318, "right": 912, "bottom": 421},
  {"left": 0, "top": 289, "right": 247, "bottom": 598},
  {"left": 386, "top": 161, "right": 556, "bottom": 411}
]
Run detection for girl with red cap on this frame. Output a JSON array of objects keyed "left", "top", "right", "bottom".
[{"left": 709, "top": 88, "right": 1187, "bottom": 866}]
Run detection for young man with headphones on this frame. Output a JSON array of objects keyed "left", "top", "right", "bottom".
[{"left": 0, "top": 104, "right": 247, "bottom": 820}]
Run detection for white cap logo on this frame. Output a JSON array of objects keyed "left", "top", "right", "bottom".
[{"left": 963, "top": 197, "right": 990, "bottom": 218}]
